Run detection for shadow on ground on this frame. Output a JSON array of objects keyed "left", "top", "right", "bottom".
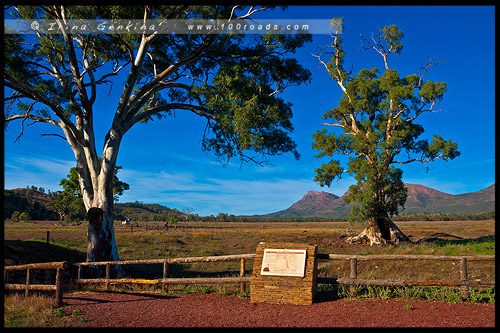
[{"left": 419, "top": 234, "right": 494, "bottom": 247}]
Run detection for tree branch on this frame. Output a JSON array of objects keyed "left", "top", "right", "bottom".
[
  {"left": 415, "top": 57, "right": 447, "bottom": 88},
  {"left": 321, "top": 122, "right": 344, "bottom": 128},
  {"left": 4, "top": 72, "right": 85, "bottom": 147},
  {"left": 7, "top": 112, "right": 61, "bottom": 143},
  {"left": 40, "top": 133, "right": 67, "bottom": 141},
  {"left": 123, "top": 103, "right": 215, "bottom": 132},
  {"left": 122, "top": 33, "right": 219, "bottom": 125},
  {"left": 360, "top": 32, "right": 390, "bottom": 70},
  {"left": 57, "top": 5, "right": 91, "bottom": 112}
]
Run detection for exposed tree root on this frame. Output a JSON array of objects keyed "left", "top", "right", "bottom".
[{"left": 344, "top": 217, "right": 409, "bottom": 246}]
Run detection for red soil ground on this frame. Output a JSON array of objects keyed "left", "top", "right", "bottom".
[{"left": 62, "top": 292, "right": 496, "bottom": 328}]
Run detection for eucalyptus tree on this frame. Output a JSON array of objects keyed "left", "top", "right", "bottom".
[
  {"left": 4, "top": 5, "right": 312, "bottom": 273},
  {"left": 312, "top": 23, "right": 460, "bottom": 245}
]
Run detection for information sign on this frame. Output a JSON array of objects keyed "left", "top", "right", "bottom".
[{"left": 260, "top": 248, "right": 307, "bottom": 277}]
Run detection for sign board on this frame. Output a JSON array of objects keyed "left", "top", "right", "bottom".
[
  {"left": 260, "top": 249, "right": 307, "bottom": 277},
  {"left": 250, "top": 242, "right": 318, "bottom": 305}
]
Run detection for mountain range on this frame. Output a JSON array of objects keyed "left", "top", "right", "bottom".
[{"left": 263, "top": 183, "right": 495, "bottom": 218}]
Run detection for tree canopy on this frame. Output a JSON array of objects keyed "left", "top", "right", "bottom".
[
  {"left": 5, "top": 6, "right": 312, "bottom": 208},
  {"left": 5, "top": 5, "right": 311, "bottom": 169}
]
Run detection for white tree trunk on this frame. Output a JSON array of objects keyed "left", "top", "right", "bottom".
[{"left": 73, "top": 130, "right": 125, "bottom": 277}]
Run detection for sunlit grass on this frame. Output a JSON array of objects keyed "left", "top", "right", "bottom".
[
  {"left": 316, "top": 284, "right": 495, "bottom": 303},
  {"left": 3, "top": 293, "right": 84, "bottom": 328}
]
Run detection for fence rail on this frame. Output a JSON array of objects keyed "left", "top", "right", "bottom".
[
  {"left": 4, "top": 261, "right": 69, "bottom": 306},
  {"left": 316, "top": 254, "right": 494, "bottom": 261},
  {"left": 71, "top": 254, "right": 256, "bottom": 294},
  {"left": 4, "top": 253, "right": 495, "bottom": 305},
  {"left": 316, "top": 253, "right": 495, "bottom": 298}
]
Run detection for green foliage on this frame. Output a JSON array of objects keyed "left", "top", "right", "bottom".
[
  {"left": 47, "top": 191, "right": 85, "bottom": 221},
  {"left": 10, "top": 211, "right": 21, "bottom": 221},
  {"left": 113, "top": 202, "right": 188, "bottom": 222},
  {"left": 18, "top": 212, "right": 32, "bottom": 221},
  {"left": 380, "top": 24, "right": 404, "bottom": 55},
  {"left": 59, "top": 168, "right": 82, "bottom": 197},
  {"left": 60, "top": 159, "right": 129, "bottom": 203},
  {"left": 313, "top": 24, "right": 460, "bottom": 224},
  {"left": 193, "top": 31, "right": 311, "bottom": 164}
]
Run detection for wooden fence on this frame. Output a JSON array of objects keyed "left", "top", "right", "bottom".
[
  {"left": 71, "top": 254, "right": 256, "bottom": 294},
  {"left": 4, "top": 253, "right": 495, "bottom": 305},
  {"left": 316, "top": 254, "right": 495, "bottom": 299},
  {"left": 4, "top": 261, "right": 69, "bottom": 306},
  {"left": 127, "top": 222, "right": 236, "bottom": 231}
]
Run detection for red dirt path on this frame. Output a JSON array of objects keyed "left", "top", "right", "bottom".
[{"left": 62, "top": 292, "right": 495, "bottom": 328}]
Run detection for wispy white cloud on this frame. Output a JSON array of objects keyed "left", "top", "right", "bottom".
[
  {"left": 4, "top": 155, "right": 75, "bottom": 191},
  {"left": 11, "top": 156, "right": 74, "bottom": 173},
  {"left": 118, "top": 168, "right": 355, "bottom": 216}
]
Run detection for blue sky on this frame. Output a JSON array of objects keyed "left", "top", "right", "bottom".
[{"left": 4, "top": 5, "right": 495, "bottom": 216}]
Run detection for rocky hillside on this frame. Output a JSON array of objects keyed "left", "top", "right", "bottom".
[
  {"left": 4, "top": 188, "right": 191, "bottom": 222},
  {"left": 4, "top": 188, "right": 58, "bottom": 220},
  {"left": 265, "top": 183, "right": 495, "bottom": 218}
]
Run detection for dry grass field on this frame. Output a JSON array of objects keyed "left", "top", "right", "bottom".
[{"left": 5, "top": 219, "right": 495, "bottom": 255}]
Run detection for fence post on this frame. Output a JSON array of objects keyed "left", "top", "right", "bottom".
[
  {"left": 55, "top": 268, "right": 63, "bottom": 307},
  {"left": 240, "top": 258, "right": 246, "bottom": 294},
  {"left": 350, "top": 258, "right": 357, "bottom": 279},
  {"left": 460, "top": 258, "right": 469, "bottom": 300},
  {"left": 46, "top": 231, "right": 50, "bottom": 246},
  {"left": 162, "top": 261, "right": 169, "bottom": 293},
  {"left": 25, "top": 268, "right": 30, "bottom": 297},
  {"left": 105, "top": 263, "right": 110, "bottom": 290},
  {"left": 349, "top": 258, "right": 358, "bottom": 296}
]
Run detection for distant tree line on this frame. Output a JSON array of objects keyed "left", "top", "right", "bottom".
[
  {"left": 392, "top": 211, "right": 495, "bottom": 221},
  {"left": 228, "top": 211, "right": 495, "bottom": 222}
]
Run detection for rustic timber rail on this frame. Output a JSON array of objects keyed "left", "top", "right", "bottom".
[
  {"left": 316, "top": 254, "right": 495, "bottom": 299},
  {"left": 4, "top": 261, "right": 69, "bottom": 306},
  {"left": 71, "top": 254, "right": 256, "bottom": 294}
]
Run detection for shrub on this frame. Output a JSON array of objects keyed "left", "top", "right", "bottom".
[{"left": 18, "top": 212, "right": 31, "bottom": 221}]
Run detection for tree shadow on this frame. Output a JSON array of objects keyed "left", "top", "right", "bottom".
[
  {"left": 419, "top": 234, "right": 495, "bottom": 247},
  {"left": 64, "top": 291, "right": 178, "bottom": 305},
  {"left": 4, "top": 239, "right": 87, "bottom": 265}
]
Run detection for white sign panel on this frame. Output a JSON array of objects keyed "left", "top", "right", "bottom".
[{"left": 260, "top": 249, "right": 307, "bottom": 277}]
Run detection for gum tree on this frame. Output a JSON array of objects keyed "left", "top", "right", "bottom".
[
  {"left": 312, "top": 23, "right": 460, "bottom": 245},
  {"left": 4, "top": 5, "right": 311, "bottom": 274}
]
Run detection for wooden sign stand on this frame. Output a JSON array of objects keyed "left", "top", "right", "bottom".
[{"left": 250, "top": 242, "right": 318, "bottom": 305}]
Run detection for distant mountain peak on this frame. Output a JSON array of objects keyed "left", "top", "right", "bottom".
[
  {"left": 404, "top": 183, "right": 452, "bottom": 196},
  {"left": 262, "top": 183, "right": 495, "bottom": 218},
  {"left": 303, "top": 191, "right": 339, "bottom": 200}
]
